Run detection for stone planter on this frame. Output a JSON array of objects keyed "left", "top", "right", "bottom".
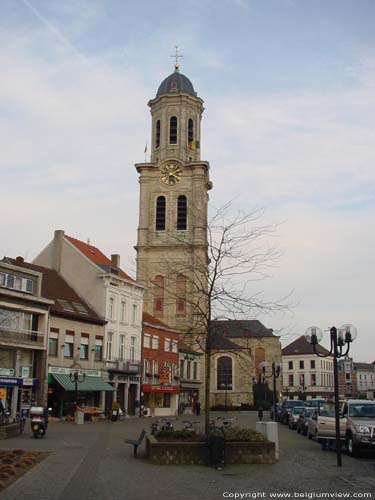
[{"left": 145, "top": 435, "right": 276, "bottom": 465}]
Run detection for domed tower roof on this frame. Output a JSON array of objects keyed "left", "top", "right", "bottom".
[{"left": 156, "top": 67, "right": 197, "bottom": 98}]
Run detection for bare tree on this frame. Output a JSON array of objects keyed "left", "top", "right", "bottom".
[{"left": 138, "top": 202, "right": 292, "bottom": 435}]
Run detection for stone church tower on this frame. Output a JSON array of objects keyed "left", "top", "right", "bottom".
[{"left": 135, "top": 62, "right": 212, "bottom": 335}]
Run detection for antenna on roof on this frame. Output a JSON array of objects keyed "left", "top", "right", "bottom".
[{"left": 87, "top": 238, "right": 90, "bottom": 245}]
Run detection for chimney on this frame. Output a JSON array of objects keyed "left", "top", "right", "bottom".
[
  {"left": 52, "top": 230, "right": 65, "bottom": 272},
  {"left": 111, "top": 254, "right": 120, "bottom": 268},
  {"left": 15, "top": 256, "right": 24, "bottom": 265}
]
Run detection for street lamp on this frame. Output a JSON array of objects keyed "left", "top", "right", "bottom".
[
  {"left": 260, "top": 362, "right": 282, "bottom": 421},
  {"left": 305, "top": 324, "right": 357, "bottom": 467},
  {"left": 69, "top": 370, "right": 86, "bottom": 409},
  {"left": 298, "top": 382, "right": 307, "bottom": 401}
]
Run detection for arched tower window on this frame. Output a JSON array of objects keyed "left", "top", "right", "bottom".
[
  {"left": 153, "top": 275, "right": 164, "bottom": 314},
  {"left": 169, "top": 116, "right": 178, "bottom": 144},
  {"left": 177, "top": 195, "right": 187, "bottom": 230},
  {"left": 188, "top": 118, "right": 194, "bottom": 149},
  {"left": 155, "top": 120, "right": 160, "bottom": 149},
  {"left": 156, "top": 196, "right": 166, "bottom": 231},
  {"left": 176, "top": 274, "right": 186, "bottom": 315},
  {"left": 217, "top": 356, "right": 233, "bottom": 391}
]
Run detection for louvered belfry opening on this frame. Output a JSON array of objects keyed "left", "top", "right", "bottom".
[
  {"left": 156, "top": 196, "right": 166, "bottom": 230},
  {"left": 177, "top": 195, "right": 187, "bottom": 230}
]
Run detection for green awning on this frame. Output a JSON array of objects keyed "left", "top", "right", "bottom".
[{"left": 52, "top": 374, "right": 115, "bottom": 392}]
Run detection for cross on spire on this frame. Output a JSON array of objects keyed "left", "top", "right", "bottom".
[{"left": 170, "top": 45, "right": 183, "bottom": 71}]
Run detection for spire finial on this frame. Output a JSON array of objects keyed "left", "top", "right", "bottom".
[{"left": 170, "top": 45, "right": 183, "bottom": 72}]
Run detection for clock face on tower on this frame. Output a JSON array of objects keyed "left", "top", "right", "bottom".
[{"left": 160, "top": 163, "right": 182, "bottom": 185}]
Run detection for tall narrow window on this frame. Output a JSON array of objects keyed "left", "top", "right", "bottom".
[
  {"left": 153, "top": 275, "right": 164, "bottom": 313},
  {"left": 217, "top": 356, "right": 232, "bottom": 390},
  {"left": 177, "top": 195, "right": 187, "bottom": 230},
  {"left": 169, "top": 116, "right": 178, "bottom": 144},
  {"left": 119, "top": 334, "right": 125, "bottom": 360},
  {"left": 188, "top": 118, "right": 194, "bottom": 148},
  {"left": 130, "top": 336, "right": 136, "bottom": 362},
  {"left": 156, "top": 196, "right": 166, "bottom": 230},
  {"left": 176, "top": 274, "right": 186, "bottom": 315},
  {"left": 155, "top": 119, "right": 161, "bottom": 149},
  {"left": 106, "top": 332, "right": 113, "bottom": 361}
]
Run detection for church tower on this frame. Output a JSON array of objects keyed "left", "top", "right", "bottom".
[{"left": 135, "top": 60, "right": 212, "bottom": 334}]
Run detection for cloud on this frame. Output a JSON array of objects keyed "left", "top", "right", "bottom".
[{"left": 1, "top": 2, "right": 374, "bottom": 361}]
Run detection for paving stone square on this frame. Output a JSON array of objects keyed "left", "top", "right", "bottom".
[{"left": 0, "top": 413, "right": 374, "bottom": 500}]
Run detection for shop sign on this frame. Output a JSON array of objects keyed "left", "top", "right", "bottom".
[
  {"left": 23, "top": 378, "right": 38, "bottom": 387},
  {"left": 142, "top": 384, "right": 180, "bottom": 394},
  {"left": 0, "top": 376, "right": 23, "bottom": 386},
  {"left": 49, "top": 367, "right": 101, "bottom": 377},
  {"left": 0, "top": 368, "right": 15, "bottom": 376},
  {"left": 113, "top": 374, "right": 140, "bottom": 383},
  {"left": 160, "top": 368, "right": 170, "bottom": 384}
]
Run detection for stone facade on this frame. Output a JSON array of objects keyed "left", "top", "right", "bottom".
[{"left": 209, "top": 321, "right": 282, "bottom": 408}]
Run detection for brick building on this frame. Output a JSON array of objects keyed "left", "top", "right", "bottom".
[
  {"left": 141, "top": 312, "right": 180, "bottom": 416},
  {"left": 338, "top": 357, "right": 375, "bottom": 399}
]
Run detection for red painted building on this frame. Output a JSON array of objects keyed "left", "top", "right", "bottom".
[{"left": 141, "top": 312, "right": 180, "bottom": 416}]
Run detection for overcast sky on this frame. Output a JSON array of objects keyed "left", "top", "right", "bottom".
[{"left": 1, "top": 0, "right": 374, "bottom": 361}]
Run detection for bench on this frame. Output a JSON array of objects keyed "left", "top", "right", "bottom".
[{"left": 124, "top": 429, "right": 146, "bottom": 458}]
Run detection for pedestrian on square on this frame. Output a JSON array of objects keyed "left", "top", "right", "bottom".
[{"left": 195, "top": 401, "right": 201, "bottom": 416}]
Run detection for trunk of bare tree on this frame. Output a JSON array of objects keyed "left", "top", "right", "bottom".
[{"left": 204, "top": 334, "right": 211, "bottom": 437}]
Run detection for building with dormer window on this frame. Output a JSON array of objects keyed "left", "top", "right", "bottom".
[{"left": 33, "top": 230, "right": 144, "bottom": 415}]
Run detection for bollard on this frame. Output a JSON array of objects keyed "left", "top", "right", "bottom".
[{"left": 256, "top": 421, "right": 279, "bottom": 460}]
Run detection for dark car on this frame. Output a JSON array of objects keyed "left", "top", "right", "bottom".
[
  {"left": 280, "top": 400, "right": 305, "bottom": 425},
  {"left": 296, "top": 407, "right": 315, "bottom": 435}
]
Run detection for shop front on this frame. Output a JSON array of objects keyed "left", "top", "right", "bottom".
[
  {"left": 179, "top": 381, "right": 201, "bottom": 415},
  {"left": 0, "top": 371, "right": 39, "bottom": 419},
  {"left": 47, "top": 367, "right": 115, "bottom": 418},
  {"left": 107, "top": 372, "right": 141, "bottom": 416},
  {"left": 141, "top": 384, "right": 180, "bottom": 417}
]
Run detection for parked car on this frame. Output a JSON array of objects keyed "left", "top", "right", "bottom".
[
  {"left": 289, "top": 406, "right": 305, "bottom": 430},
  {"left": 296, "top": 407, "right": 315, "bottom": 435},
  {"left": 316, "top": 403, "right": 346, "bottom": 442},
  {"left": 307, "top": 403, "right": 346, "bottom": 442},
  {"left": 307, "top": 409, "right": 319, "bottom": 440},
  {"left": 309, "top": 399, "right": 326, "bottom": 408},
  {"left": 342, "top": 400, "right": 375, "bottom": 457},
  {"left": 280, "top": 400, "right": 305, "bottom": 425}
]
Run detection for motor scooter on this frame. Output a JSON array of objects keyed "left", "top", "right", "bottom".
[{"left": 30, "top": 406, "right": 47, "bottom": 438}]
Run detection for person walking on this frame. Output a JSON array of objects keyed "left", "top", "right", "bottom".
[{"left": 195, "top": 401, "right": 201, "bottom": 416}]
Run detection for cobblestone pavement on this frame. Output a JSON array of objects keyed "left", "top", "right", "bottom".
[{"left": 0, "top": 413, "right": 374, "bottom": 500}]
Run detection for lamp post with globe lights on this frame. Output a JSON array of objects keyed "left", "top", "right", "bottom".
[
  {"left": 260, "top": 362, "right": 282, "bottom": 421},
  {"left": 305, "top": 324, "right": 357, "bottom": 467},
  {"left": 69, "top": 370, "right": 86, "bottom": 410}
]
